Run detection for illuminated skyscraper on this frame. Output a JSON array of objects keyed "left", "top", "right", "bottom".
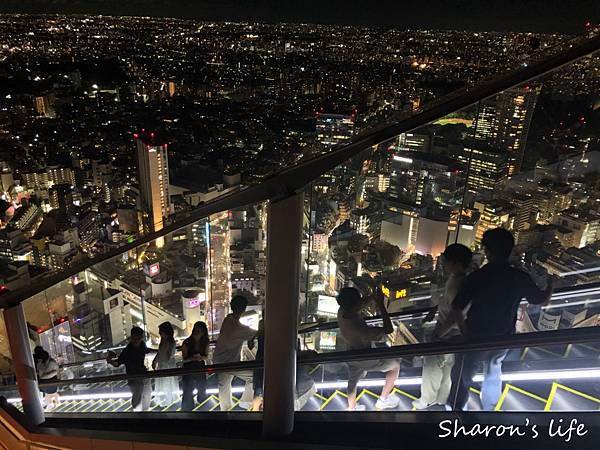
[
  {"left": 454, "top": 142, "right": 508, "bottom": 197},
  {"left": 474, "top": 86, "right": 540, "bottom": 175},
  {"left": 474, "top": 200, "right": 514, "bottom": 245},
  {"left": 495, "top": 85, "right": 540, "bottom": 174},
  {"left": 135, "top": 131, "right": 171, "bottom": 235},
  {"left": 34, "top": 94, "right": 56, "bottom": 118}
]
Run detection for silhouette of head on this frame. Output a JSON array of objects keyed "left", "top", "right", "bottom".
[
  {"left": 442, "top": 243, "right": 473, "bottom": 274},
  {"left": 231, "top": 295, "right": 248, "bottom": 315},
  {"left": 191, "top": 321, "right": 208, "bottom": 337},
  {"left": 482, "top": 228, "right": 514, "bottom": 262},
  {"left": 337, "top": 287, "right": 363, "bottom": 313},
  {"left": 130, "top": 326, "right": 145, "bottom": 346}
]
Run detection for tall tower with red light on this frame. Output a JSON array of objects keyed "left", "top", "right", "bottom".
[{"left": 134, "top": 130, "right": 171, "bottom": 236}]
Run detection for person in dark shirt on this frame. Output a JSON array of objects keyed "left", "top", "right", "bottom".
[
  {"left": 445, "top": 228, "right": 552, "bottom": 411},
  {"left": 107, "top": 326, "right": 153, "bottom": 411}
]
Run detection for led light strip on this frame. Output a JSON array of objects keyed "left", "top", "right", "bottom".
[
  {"left": 543, "top": 297, "right": 600, "bottom": 310},
  {"left": 7, "top": 368, "right": 600, "bottom": 405},
  {"left": 559, "top": 267, "right": 600, "bottom": 277}
]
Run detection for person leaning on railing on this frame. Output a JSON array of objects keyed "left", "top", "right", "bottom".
[
  {"left": 440, "top": 228, "right": 553, "bottom": 411},
  {"left": 33, "top": 346, "right": 60, "bottom": 411},
  {"left": 337, "top": 286, "right": 400, "bottom": 411},
  {"left": 106, "top": 326, "right": 154, "bottom": 412},
  {"left": 413, "top": 243, "right": 473, "bottom": 410},
  {"left": 213, "top": 295, "right": 257, "bottom": 411}
]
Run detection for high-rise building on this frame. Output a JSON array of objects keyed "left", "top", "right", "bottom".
[
  {"left": 47, "top": 166, "right": 75, "bottom": 187},
  {"left": 22, "top": 171, "right": 49, "bottom": 190},
  {"left": 11, "top": 203, "right": 43, "bottom": 237},
  {"left": 474, "top": 86, "right": 540, "bottom": 175},
  {"left": 33, "top": 94, "right": 56, "bottom": 118},
  {"left": 474, "top": 200, "right": 515, "bottom": 245},
  {"left": 316, "top": 112, "right": 355, "bottom": 147},
  {"left": 455, "top": 142, "right": 508, "bottom": 197},
  {"left": 553, "top": 209, "right": 600, "bottom": 249},
  {"left": 24, "top": 167, "right": 75, "bottom": 190},
  {"left": 49, "top": 183, "right": 74, "bottom": 215},
  {"left": 511, "top": 193, "right": 536, "bottom": 232},
  {"left": 0, "top": 229, "right": 32, "bottom": 262},
  {"left": 77, "top": 210, "right": 101, "bottom": 251},
  {"left": 91, "top": 159, "right": 113, "bottom": 187},
  {"left": 474, "top": 100, "right": 497, "bottom": 141},
  {"left": 135, "top": 131, "right": 171, "bottom": 234},
  {"left": 0, "top": 170, "right": 14, "bottom": 192},
  {"left": 390, "top": 152, "right": 462, "bottom": 207}
]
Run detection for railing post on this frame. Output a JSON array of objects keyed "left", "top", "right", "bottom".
[
  {"left": 262, "top": 192, "right": 303, "bottom": 439},
  {"left": 3, "top": 303, "right": 44, "bottom": 425}
]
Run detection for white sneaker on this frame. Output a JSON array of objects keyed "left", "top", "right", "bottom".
[
  {"left": 412, "top": 398, "right": 431, "bottom": 410},
  {"left": 295, "top": 384, "right": 317, "bottom": 411},
  {"left": 375, "top": 394, "right": 400, "bottom": 410},
  {"left": 348, "top": 404, "right": 366, "bottom": 411}
]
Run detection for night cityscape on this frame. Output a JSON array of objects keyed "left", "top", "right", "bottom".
[{"left": 0, "top": 5, "right": 598, "bottom": 448}]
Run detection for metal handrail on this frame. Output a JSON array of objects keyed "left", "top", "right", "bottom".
[
  {"left": 18, "top": 279, "right": 600, "bottom": 373},
  {"left": 1, "top": 33, "right": 598, "bottom": 309},
  {"left": 45, "top": 304, "right": 435, "bottom": 372},
  {"left": 33, "top": 326, "right": 600, "bottom": 389}
]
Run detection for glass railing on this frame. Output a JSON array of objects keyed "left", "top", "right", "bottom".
[
  {"left": 299, "top": 282, "right": 600, "bottom": 354},
  {"left": 295, "top": 329, "right": 600, "bottom": 413},
  {"left": 14, "top": 280, "right": 595, "bottom": 381},
  {"left": 2, "top": 327, "right": 597, "bottom": 415},
  {"left": 302, "top": 40, "right": 600, "bottom": 334},
  {"left": 6, "top": 361, "right": 263, "bottom": 414},
  {"left": 0, "top": 200, "right": 267, "bottom": 377}
]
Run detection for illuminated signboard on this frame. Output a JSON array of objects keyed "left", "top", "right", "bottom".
[
  {"left": 317, "top": 295, "right": 338, "bottom": 317},
  {"left": 381, "top": 285, "right": 408, "bottom": 300},
  {"left": 183, "top": 291, "right": 206, "bottom": 309},
  {"left": 149, "top": 263, "right": 160, "bottom": 277},
  {"left": 144, "top": 262, "right": 160, "bottom": 277}
]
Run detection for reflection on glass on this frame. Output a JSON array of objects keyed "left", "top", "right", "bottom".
[
  {"left": 302, "top": 52, "right": 600, "bottom": 342},
  {"left": 0, "top": 201, "right": 268, "bottom": 380}
]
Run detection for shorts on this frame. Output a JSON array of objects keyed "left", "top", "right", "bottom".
[
  {"left": 347, "top": 359, "right": 399, "bottom": 387},
  {"left": 40, "top": 377, "right": 58, "bottom": 395}
]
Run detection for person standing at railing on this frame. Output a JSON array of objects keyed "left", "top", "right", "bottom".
[
  {"left": 152, "top": 321, "right": 178, "bottom": 408},
  {"left": 33, "top": 346, "right": 60, "bottom": 411},
  {"left": 413, "top": 244, "right": 472, "bottom": 410},
  {"left": 107, "top": 327, "right": 153, "bottom": 412},
  {"left": 180, "top": 321, "right": 209, "bottom": 411},
  {"left": 214, "top": 295, "right": 256, "bottom": 411},
  {"left": 337, "top": 286, "right": 400, "bottom": 411},
  {"left": 444, "top": 228, "right": 553, "bottom": 411}
]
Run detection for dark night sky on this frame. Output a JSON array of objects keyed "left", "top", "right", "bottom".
[{"left": 0, "top": 0, "right": 598, "bottom": 32}]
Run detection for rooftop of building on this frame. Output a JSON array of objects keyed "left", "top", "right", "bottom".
[{"left": 133, "top": 130, "right": 169, "bottom": 147}]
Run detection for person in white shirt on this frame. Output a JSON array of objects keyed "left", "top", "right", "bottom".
[
  {"left": 33, "top": 346, "right": 60, "bottom": 411},
  {"left": 412, "top": 244, "right": 472, "bottom": 410},
  {"left": 214, "top": 295, "right": 257, "bottom": 411},
  {"left": 337, "top": 286, "right": 400, "bottom": 411}
]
